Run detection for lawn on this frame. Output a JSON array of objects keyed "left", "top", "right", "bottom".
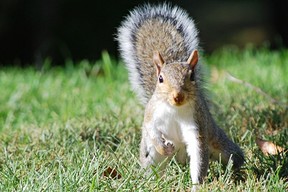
[{"left": 0, "top": 48, "right": 287, "bottom": 191}]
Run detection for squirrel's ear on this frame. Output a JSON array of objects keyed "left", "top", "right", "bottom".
[
  {"left": 187, "top": 50, "right": 198, "bottom": 70},
  {"left": 153, "top": 51, "right": 165, "bottom": 76}
]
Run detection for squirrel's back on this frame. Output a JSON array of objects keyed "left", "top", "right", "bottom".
[{"left": 117, "top": 4, "right": 199, "bottom": 104}]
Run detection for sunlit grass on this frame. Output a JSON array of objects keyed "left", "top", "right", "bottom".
[{"left": 0, "top": 48, "right": 287, "bottom": 191}]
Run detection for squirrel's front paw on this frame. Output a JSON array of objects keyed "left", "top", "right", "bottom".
[
  {"left": 155, "top": 138, "right": 175, "bottom": 156},
  {"left": 164, "top": 140, "right": 175, "bottom": 155}
]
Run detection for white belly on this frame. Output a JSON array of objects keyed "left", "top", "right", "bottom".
[{"left": 153, "top": 101, "right": 198, "bottom": 146}]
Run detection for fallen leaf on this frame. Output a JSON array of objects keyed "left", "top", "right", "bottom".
[
  {"left": 256, "top": 138, "right": 285, "bottom": 156},
  {"left": 103, "top": 167, "right": 122, "bottom": 179}
]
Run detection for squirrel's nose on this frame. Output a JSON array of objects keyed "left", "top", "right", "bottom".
[{"left": 173, "top": 92, "right": 184, "bottom": 104}]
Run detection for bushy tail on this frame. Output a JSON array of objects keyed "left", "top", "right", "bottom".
[{"left": 117, "top": 3, "right": 199, "bottom": 104}]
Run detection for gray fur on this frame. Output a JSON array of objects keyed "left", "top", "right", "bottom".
[{"left": 117, "top": 3, "right": 199, "bottom": 104}]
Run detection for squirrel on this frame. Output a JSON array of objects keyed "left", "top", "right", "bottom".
[{"left": 117, "top": 3, "right": 244, "bottom": 188}]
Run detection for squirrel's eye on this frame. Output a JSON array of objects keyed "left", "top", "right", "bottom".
[
  {"left": 159, "top": 75, "right": 164, "bottom": 83},
  {"left": 190, "top": 71, "right": 195, "bottom": 81}
]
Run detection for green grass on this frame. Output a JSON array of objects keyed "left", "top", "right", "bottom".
[{"left": 0, "top": 48, "right": 287, "bottom": 191}]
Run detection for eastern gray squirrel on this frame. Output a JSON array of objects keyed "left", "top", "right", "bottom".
[{"left": 117, "top": 3, "right": 244, "bottom": 188}]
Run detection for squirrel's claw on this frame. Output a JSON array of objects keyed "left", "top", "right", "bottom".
[{"left": 155, "top": 138, "right": 175, "bottom": 156}]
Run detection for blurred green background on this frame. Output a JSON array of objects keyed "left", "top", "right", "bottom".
[{"left": 0, "top": 0, "right": 287, "bottom": 66}]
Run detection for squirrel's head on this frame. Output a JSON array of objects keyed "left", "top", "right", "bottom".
[{"left": 153, "top": 50, "right": 198, "bottom": 107}]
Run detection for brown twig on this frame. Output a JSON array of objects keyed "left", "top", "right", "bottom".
[{"left": 225, "top": 72, "right": 286, "bottom": 106}]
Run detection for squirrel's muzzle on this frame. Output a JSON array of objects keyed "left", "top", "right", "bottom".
[{"left": 172, "top": 91, "right": 185, "bottom": 106}]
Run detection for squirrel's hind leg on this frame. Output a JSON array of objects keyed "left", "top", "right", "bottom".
[{"left": 208, "top": 125, "right": 244, "bottom": 169}]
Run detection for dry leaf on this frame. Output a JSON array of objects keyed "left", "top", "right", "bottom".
[
  {"left": 103, "top": 167, "right": 122, "bottom": 179},
  {"left": 256, "top": 138, "right": 284, "bottom": 156}
]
